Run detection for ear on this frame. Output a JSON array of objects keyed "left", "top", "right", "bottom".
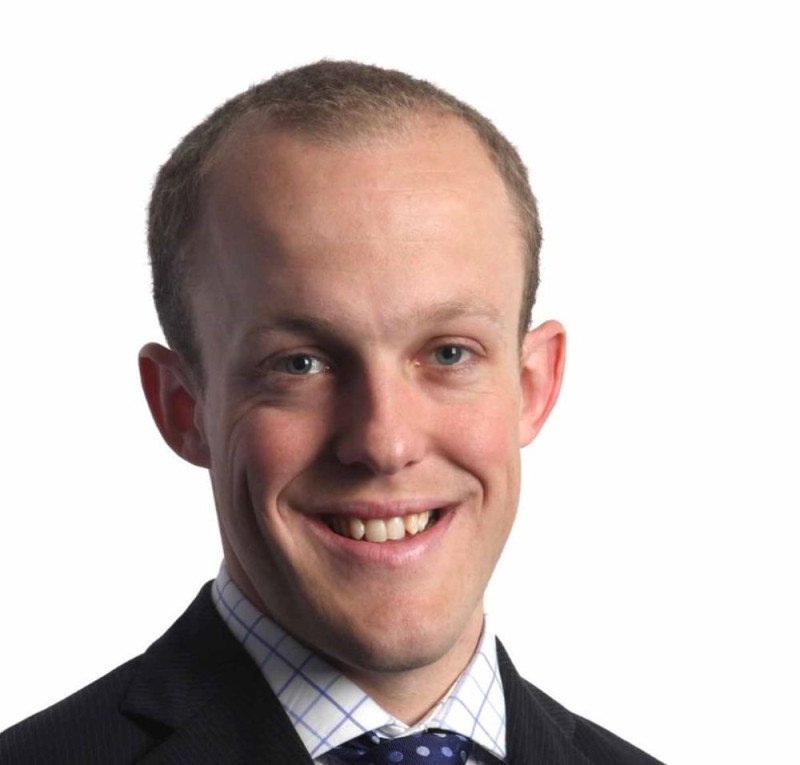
[
  {"left": 518, "top": 320, "right": 566, "bottom": 447},
  {"left": 138, "top": 342, "right": 210, "bottom": 467}
]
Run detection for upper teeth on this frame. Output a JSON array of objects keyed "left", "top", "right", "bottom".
[{"left": 327, "top": 511, "right": 434, "bottom": 542}]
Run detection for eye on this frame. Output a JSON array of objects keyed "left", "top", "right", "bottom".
[
  {"left": 432, "top": 344, "right": 472, "bottom": 366},
  {"left": 275, "top": 353, "right": 329, "bottom": 376}
]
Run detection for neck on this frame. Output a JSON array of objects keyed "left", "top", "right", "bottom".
[
  {"left": 221, "top": 556, "right": 486, "bottom": 724},
  {"left": 331, "top": 608, "right": 485, "bottom": 725}
]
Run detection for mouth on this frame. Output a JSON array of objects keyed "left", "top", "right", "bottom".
[{"left": 322, "top": 509, "right": 441, "bottom": 543}]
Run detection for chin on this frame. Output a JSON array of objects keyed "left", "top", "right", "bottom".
[
  {"left": 316, "top": 607, "right": 480, "bottom": 676},
  {"left": 328, "top": 635, "right": 451, "bottom": 676}
]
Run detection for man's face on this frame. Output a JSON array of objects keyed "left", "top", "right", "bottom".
[{"left": 189, "top": 116, "right": 545, "bottom": 676}]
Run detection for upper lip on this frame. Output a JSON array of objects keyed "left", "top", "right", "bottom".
[{"left": 301, "top": 499, "right": 452, "bottom": 519}]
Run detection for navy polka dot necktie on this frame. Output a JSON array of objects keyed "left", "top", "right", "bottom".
[{"left": 330, "top": 730, "right": 473, "bottom": 764}]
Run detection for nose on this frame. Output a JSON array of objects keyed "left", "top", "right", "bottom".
[{"left": 334, "top": 364, "right": 427, "bottom": 475}]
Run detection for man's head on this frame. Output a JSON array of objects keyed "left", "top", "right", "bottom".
[
  {"left": 147, "top": 60, "right": 542, "bottom": 376},
  {"left": 139, "top": 61, "right": 564, "bottom": 709}
]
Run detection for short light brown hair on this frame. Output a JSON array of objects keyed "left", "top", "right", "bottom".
[{"left": 148, "top": 60, "right": 542, "bottom": 372}]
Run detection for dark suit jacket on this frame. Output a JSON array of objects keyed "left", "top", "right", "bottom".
[{"left": 0, "top": 583, "right": 664, "bottom": 764}]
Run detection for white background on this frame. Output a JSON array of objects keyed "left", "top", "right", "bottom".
[{"left": 1, "top": 2, "right": 797, "bottom": 762}]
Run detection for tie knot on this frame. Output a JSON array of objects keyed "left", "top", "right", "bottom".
[{"left": 331, "top": 730, "right": 473, "bottom": 764}]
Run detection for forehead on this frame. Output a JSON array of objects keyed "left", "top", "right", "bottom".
[
  {"left": 204, "top": 115, "right": 517, "bottom": 245},
  {"left": 191, "top": 116, "right": 525, "bottom": 343}
]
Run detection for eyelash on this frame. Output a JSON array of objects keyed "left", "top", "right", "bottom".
[
  {"left": 424, "top": 344, "right": 476, "bottom": 368},
  {"left": 270, "top": 353, "right": 331, "bottom": 376},
  {"left": 266, "top": 342, "right": 479, "bottom": 379}
]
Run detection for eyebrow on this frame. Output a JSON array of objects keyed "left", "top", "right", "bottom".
[
  {"left": 247, "top": 299, "right": 505, "bottom": 340},
  {"left": 414, "top": 299, "right": 504, "bottom": 327}
]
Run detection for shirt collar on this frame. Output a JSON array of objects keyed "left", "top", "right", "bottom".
[{"left": 211, "top": 564, "right": 506, "bottom": 760}]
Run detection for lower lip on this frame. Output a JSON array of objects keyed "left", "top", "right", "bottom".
[{"left": 300, "top": 506, "right": 458, "bottom": 567}]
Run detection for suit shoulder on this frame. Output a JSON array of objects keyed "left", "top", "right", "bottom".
[
  {"left": 0, "top": 656, "right": 158, "bottom": 765},
  {"left": 517, "top": 676, "right": 666, "bottom": 764},
  {"left": 572, "top": 713, "right": 666, "bottom": 765}
]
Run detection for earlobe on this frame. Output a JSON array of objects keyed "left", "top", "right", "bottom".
[
  {"left": 518, "top": 320, "right": 566, "bottom": 447},
  {"left": 138, "top": 343, "right": 210, "bottom": 467}
]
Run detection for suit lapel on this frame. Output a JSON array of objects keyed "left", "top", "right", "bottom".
[
  {"left": 133, "top": 683, "right": 313, "bottom": 764},
  {"left": 498, "top": 640, "right": 593, "bottom": 765},
  {"left": 120, "top": 583, "right": 313, "bottom": 764},
  {"left": 119, "top": 587, "right": 602, "bottom": 764}
]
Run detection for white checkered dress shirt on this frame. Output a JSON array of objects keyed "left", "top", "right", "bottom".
[{"left": 212, "top": 565, "right": 506, "bottom": 763}]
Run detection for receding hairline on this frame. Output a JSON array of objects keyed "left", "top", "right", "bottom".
[
  {"left": 200, "top": 105, "right": 496, "bottom": 190},
  {"left": 186, "top": 107, "right": 499, "bottom": 271},
  {"left": 192, "top": 107, "right": 531, "bottom": 276}
]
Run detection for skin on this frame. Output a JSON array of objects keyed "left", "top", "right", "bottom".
[{"left": 140, "top": 114, "right": 565, "bottom": 723}]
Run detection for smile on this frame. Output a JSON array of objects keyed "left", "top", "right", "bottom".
[{"left": 323, "top": 510, "right": 440, "bottom": 543}]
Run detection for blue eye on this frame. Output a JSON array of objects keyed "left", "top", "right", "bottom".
[
  {"left": 279, "top": 354, "right": 328, "bottom": 375},
  {"left": 433, "top": 345, "right": 469, "bottom": 365}
]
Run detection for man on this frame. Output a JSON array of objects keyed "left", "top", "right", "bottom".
[{"left": 0, "top": 61, "right": 663, "bottom": 763}]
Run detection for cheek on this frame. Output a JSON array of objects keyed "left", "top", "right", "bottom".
[
  {"left": 439, "top": 390, "right": 522, "bottom": 538},
  {"left": 232, "top": 409, "right": 330, "bottom": 493},
  {"left": 441, "top": 391, "right": 521, "bottom": 469}
]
